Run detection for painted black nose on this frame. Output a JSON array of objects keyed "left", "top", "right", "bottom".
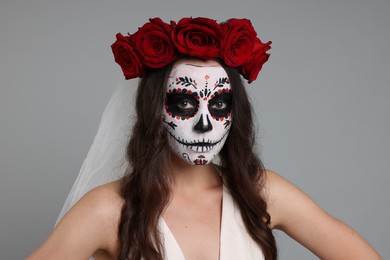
[{"left": 194, "top": 114, "right": 213, "bottom": 133}]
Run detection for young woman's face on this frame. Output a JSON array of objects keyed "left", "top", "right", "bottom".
[{"left": 162, "top": 59, "right": 232, "bottom": 165}]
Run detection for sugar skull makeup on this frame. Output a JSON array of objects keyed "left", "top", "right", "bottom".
[{"left": 162, "top": 62, "right": 232, "bottom": 165}]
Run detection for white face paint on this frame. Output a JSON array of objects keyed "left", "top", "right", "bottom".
[{"left": 162, "top": 62, "right": 232, "bottom": 165}]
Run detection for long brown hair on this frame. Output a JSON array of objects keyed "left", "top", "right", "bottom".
[{"left": 118, "top": 59, "right": 277, "bottom": 259}]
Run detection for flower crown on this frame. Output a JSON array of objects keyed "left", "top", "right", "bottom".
[{"left": 111, "top": 17, "right": 271, "bottom": 83}]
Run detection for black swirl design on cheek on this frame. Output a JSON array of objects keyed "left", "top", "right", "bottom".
[
  {"left": 223, "top": 119, "right": 231, "bottom": 129},
  {"left": 208, "top": 88, "right": 232, "bottom": 121},
  {"left": 165, "top": 89, "right": 200, "bottom": 120},
  {"left": 182, "top": 153, "right": 192, "bottom": 164},
  {"left": 162, "top": 115, "right": 177, "bottom": 130}
]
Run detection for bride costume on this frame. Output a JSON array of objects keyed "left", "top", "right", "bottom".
[
  {"left": 55, "top": 17, "right": 271, "bottom": 259},
  {"left": 56, "top": 78, "right": 137, "bottom": 224},
  {"left": 56, "top": 16, "right": 271, "bottom": 224}
]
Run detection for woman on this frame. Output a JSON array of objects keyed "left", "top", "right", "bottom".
[{"left": 28, "top": 17, "right": 381, "bottom": 259}]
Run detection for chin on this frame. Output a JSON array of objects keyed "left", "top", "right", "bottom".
[{"left": 174, "top": 147, "right": 220, "bottom": 166}]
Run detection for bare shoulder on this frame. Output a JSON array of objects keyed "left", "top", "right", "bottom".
[
  {"left": 82, "top": 178, "right": 124, "bottom": 216},
  {"left": 261, "top": 170, "right": 381, "bottom": 259},
  {"left": 27, "top": 179, "right": 125, "bottom": 260},
  {"left": 261, "top": 169, "right": 310, "bottom": 229}
]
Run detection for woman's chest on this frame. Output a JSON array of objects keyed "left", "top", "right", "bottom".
[{"left": 162, "top": 189, "right": 223, "bottom": 260}]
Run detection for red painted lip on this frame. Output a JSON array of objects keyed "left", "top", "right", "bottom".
[{"left": 194, "top": 159, "right": 208, "bottom": 165}]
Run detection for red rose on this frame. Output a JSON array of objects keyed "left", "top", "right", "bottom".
[
  {"left": 220, "top": 18, "right": 257, "bottom": 67},
  {"left": 111, "top": 33, "right": 143, "bottom": 79},
  {"left": 240, "top": 38, "right": 271, "bottom": 83},
  {"left": 172, "top": 17, "right": 223, "bottom": 59},
  {"left": 133, "top": 18, "right": 178, "bottom": 68}
]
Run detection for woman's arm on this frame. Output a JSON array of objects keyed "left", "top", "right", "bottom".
[
  {"left": 27, "top": 182, "right": 122, "bottom": 260},
  {"left": 265, "top": 170, "right": 381, "bottom": 260}
]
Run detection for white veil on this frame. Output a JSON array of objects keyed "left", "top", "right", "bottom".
[{"left": 56, "top": 78, "right": 139, "bottom": 225}]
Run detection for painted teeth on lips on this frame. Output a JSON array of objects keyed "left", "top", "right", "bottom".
[
  {"left": 168, "top": 132, "right": 227, "bottom": 153},
  {"left": 190, "top": 145, "right": 213, "bottom": 153},
  {"left": 172, "top": 134, "right": 218, "bottom": 147}
]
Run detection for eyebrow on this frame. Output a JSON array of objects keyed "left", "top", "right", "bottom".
[
  {"left": 213, "top": 77, "right": 230, "bottom": 90},
  {"left": 171, "top": 76, "right": 197, "bottom": 89},
  {"left": 184, "top": 64, "right": 220, "bottom": 68}
]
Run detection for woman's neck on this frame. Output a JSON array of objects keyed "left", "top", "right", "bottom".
[{"left": 169, "top": 152, "right": 222, "bottom": 194}]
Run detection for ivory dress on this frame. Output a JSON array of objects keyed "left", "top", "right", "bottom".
[{"left": 159, "top": 185, "right": 265, "bottom": 260}]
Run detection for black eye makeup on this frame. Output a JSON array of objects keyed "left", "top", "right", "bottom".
[
  {"left": 165, "top": 90, "right": 199, "bottom": 119},
  {"left": 209, "top": 91, "right": 232, "bottom": 120}
]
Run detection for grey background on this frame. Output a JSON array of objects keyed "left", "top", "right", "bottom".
[{"left": 1, "top": 0, "right": 389, "bottom": 259}]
